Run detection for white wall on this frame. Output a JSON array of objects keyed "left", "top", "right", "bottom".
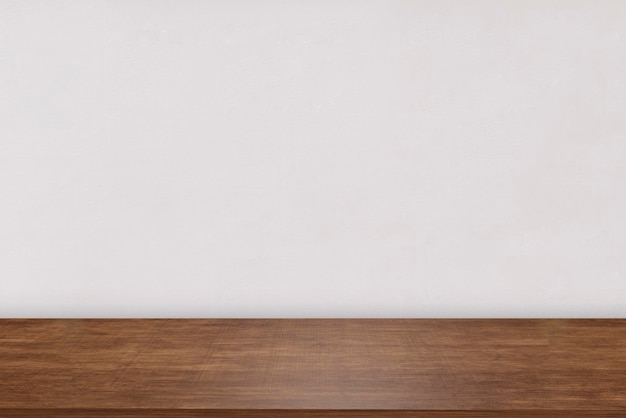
[{"left": 1, "top": 0, "right": 625, "bottom": 317}]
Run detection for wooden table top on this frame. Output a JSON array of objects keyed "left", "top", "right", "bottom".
[{"left": 1, "top": 319, "right": 625, "bottom": 417}]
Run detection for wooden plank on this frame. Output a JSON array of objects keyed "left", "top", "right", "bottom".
[
  {"left": 1, "top": 319, "right": 625, "bottom": 417},
  {"left": 1, "top": 410, "right": 626, "bottom": 418}
]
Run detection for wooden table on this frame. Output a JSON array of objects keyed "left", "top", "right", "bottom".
[{"left": 1, "top": 319, "right": 625, "bottom": 417}]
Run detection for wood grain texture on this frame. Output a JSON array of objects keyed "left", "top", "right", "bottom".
[
  {"left": 2, "top": 410, "right": 626, "bottom": 418},
  {"left": 1, "top": 319, "right": 625, "bottom": 417}
]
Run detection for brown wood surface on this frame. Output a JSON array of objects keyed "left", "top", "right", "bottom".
[
  {"left": 1, "top": 410, "right": 625, "bottom": 418},
  {"left": 1, "top": 319, "right": 625, "bottom": 417}
]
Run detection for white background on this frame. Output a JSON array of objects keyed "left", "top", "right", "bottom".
[{"left": 1, "top": 0, "right": 625, "bottom": 317}]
